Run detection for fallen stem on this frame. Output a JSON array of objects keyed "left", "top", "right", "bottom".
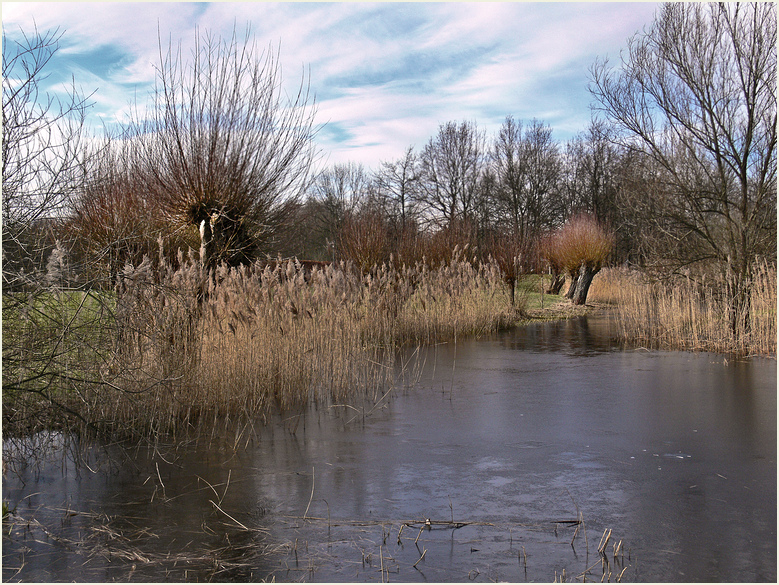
[
  {"left": 303, "top": 466, "right": 315, "bottom": 520},
  {"left": 209, "top": 500, "right": 249, "bottom": 531}
]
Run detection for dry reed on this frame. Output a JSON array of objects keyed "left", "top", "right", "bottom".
[
  {"left": 588, "top": 262, "right": 777, "bottom": 356},
  {"left": 37, "top": 248, "right": 519, "bottom": 443}
]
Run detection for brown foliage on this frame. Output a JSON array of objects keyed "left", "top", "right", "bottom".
[
  {"left": 68, "top": 141, "right": 192, "bottom": 280},
  {"left": 338, "top": 210, "right": 390, "bottom": 272},
  {"left": 553, "top": 213, "right": 614, "bottom": 273}
]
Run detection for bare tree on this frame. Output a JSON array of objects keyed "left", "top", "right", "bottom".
[
  {"left": 131, "top": 26, "right": 318, "bottom": 271},
  {"left": 560, "top": 120, "right": 636, "bottom": 262},
  {"left": 310, "top": 161, "right": 372, "bottom": 260},
  {"left": 2, "top": 25, "right": 92, "bottom": 289},
  {"left": 374, "top": 145, "right": 420, "bottom": 234},
  {"left": 491, "top": 117, "right": 562, "bottom": 253},
  {"left": 590, "top": 2, "right": 777, "bottom": 332},
  {"left": 1, "top": 27, "right": 117, "bottom": 445},
  {"left": 418, "top": 120, "right": 487, "bottom": 228},
  {"left": 560, "top": 120, "right": 619, "bottom": 223}
]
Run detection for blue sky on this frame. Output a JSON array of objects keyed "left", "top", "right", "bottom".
[{"left": 3, "top": 2, "right": 660, "bottom": 170}]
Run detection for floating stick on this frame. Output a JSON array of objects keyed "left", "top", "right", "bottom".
[
  {"left": 303, "top": 466, "right": 315, "bottom": 520},
  {"left": 598, "top": 528, "right": 612, "bottom": 554}
]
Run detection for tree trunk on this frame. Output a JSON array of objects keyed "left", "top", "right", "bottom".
[
  {"left": 571, "top": 263, "right": 600, "bottom": 306},
  {"left": 565, "top": 267, "right": 580, "bottom": 299},
  {"left": 726, "top": 264, "right": 752, "bottom": 342},
  {"left": 547, "top": 271, "right": 565, "bottom": 295},
  {"left": 506, "top": 276, "right": 516, "bottom": 307},
  {"left": 199, "top": 215, "right": 216, "bottom": 272}
]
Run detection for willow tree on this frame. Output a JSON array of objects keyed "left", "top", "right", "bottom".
[
  {"left": 133, "top": 27, "right": 318, "bottom": 270},
  {"left": 590, "top": 2, "right": 777, "bottom": 334},
  {"left": 546, "top": 214, "right": 613, "bottom": 306}
]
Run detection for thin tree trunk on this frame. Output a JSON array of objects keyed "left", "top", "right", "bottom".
[
  {"left": 506, "top": 276, "right": 516, "bottom": 307},
  {"left": 565, "top": 267, "right": 580, "bottom": 299},
  {"left": 547, "top": 271, "right": 565, "bottom": 295},
  {"left": 726, "top": 264, "right": 752, "bottom": 341}
]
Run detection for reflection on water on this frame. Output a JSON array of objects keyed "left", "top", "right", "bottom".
[
  {"left": 3, "top": 315, "right": 776, "bottom": 582},
  {"left": 501, "top": 314, "right": 618, "bottom": 354}
]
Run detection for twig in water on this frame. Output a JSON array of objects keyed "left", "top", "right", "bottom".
[
  {"left": 613, "top": 539, "right": 622, "bottom": 560},
  {"left": 449, "top": 342, "right": 456, "bottom": 400},
  {"left": 303, "top": 466, "right": 315, "bottom": 520},
  {"left": 155, "top": 462, "right": 166, "bottom": 499},
  {"left": 322, "top": 499, "right": 330, "bottom": 532},
  {"left": 197, "top": 475, "right": 221, "bottom": 501},
  {"left": 221, "top": 469, "right": 231, "bottom": 506},
  {"left": 582, "top": 512, "right": 589, "bottom": 558},
  {"left": 209, "top": 500, "right": 249, "bottom": 531},
  {"left": 598, "top": 528, "right": 612, "bottom": 554},
  {"left": 415, "top": 526, "right": 424, "bottom": 544},
  {"left": 413, "top": 547, "right": 426, "bottom": 568},
  {"left": 577, "top": 558, "right": 603, "bottom": 581}
]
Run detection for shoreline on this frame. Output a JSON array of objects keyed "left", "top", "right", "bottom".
[{"left": 522, "top": 299, "right": 612, "bottom": 322}]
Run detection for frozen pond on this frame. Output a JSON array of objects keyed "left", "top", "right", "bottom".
[{"left": 3, "top": 315, "right": 776, "bottom": 581}]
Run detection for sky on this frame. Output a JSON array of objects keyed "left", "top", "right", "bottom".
[{"left": 2, "top": 2, "right": 660, "bottom": 170}]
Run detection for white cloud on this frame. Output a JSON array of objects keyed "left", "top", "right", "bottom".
[{"left": 2, "top": 2, "right": 660, "bottom": 169}]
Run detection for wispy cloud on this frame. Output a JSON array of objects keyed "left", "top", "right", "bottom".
[{"left": 3, "top": 2, "right": 659, "bottom": 168}]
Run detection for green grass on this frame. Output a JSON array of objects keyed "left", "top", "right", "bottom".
[
  {"left": 2, "top": 289, "right": 117, "bottom": 402},
  {"left": 515, "top": 274, "right": 565, "bottom": 310}
]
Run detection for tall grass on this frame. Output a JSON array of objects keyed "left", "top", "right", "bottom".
[
  {"left": 3, "top": 248, "right": 519, "bottom": 444},
  {"left": 588, "top": 262, "right": 777, "bottom": 356}
]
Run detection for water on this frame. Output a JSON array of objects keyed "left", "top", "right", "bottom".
[{"left": 3, "top": 316, "right": 776, "bottom": 582}]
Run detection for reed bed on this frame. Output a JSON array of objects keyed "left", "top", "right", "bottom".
[
  {"left": 5, "top": 249, "right": 519, "bottom": 443},
  {"left": 588, "top": 262, "right": 777, "bottom": 356}
]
